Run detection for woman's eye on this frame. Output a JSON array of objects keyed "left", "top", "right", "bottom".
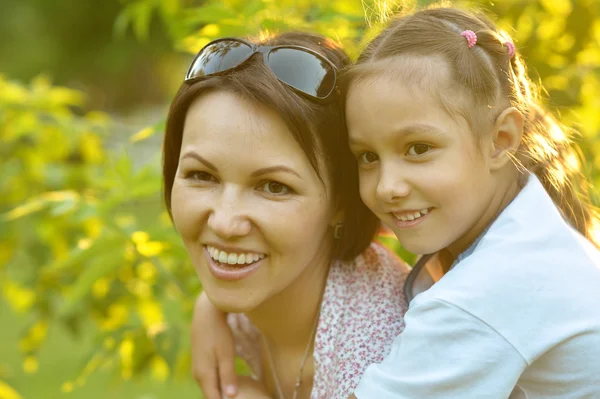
[
  {"left": 187, "top": 171, "right": 217, "bottom": 182},
  {"left": 359, "top": 152, "right": 379, "bottom": 164},
  {"left": 258, "top": 181, "right": 291, "bottom": 195},
  {"left": 407, "top": 144, "right": 432, "bottom": 156}
]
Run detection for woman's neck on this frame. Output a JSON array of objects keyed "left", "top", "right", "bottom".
[{"left": 246, "top": 247, "right": 332, "bottom": 351}]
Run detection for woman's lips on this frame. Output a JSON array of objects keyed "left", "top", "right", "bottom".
[{"left": 204, "top": 246, "right": 264, "bottom": 281}]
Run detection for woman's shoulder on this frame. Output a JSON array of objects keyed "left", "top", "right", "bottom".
[
  {"left": 331, "top": 241, "right": 411, "bottom": 292},
  {"left": 322, "top": 240, "right": 410, "bottom": 339},
  {"left": 314, "top": 242, "right": 410, "bottom": 398}
]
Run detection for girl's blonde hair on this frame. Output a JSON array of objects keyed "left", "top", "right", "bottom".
[{"left": 344, "top": 6, "right": 599, "bottom": 246}]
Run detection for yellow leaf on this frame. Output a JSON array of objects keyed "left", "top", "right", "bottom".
[
  {"left": 0, "top": 380, "right": 23, "bottom": 399},
  {"left": 83, "top": 217, "right": 103, "bottom": 238},
  {"left": 151, "top": 356, "right": 170, "bottom": 382},
  {"left": 137, "top": 261, "right": 157, "bottom": 282},
  {"left": 577, "top": 46, "right": 600, "bottom": 67},
  {"left": 31, "top": 75, "right": 52, "bottom": 92},
  {"left": 536, "top": 16, "right": 565, "bottom": 40},
  {"left": 131, "top": 231, "right": 150, "bottom": 244},
  {"left": 81, "top": 132, "right": 104, "bottom": 163},
  {"left": 49, "top": 87, "right": 85, "bottom": 107},
  {"left": 137, "top": 299, "right": 164, "bottom": 329},
  {"left": 2, "top": 281, "right": 36, "bottom": 313},
  {"left": 539, "top": 0, "right": 573, "bottom": 16},
  {"left": 103, "top": 337, "right": 116, "bottom": 350},
  {"left": 136, "top": 241, "right": 166, "bottom": 257},
  {"left": 180, "top": 36, "right": 211, "bottom": 54},
  {"left": 92, "top": 278, "right": 110, "bottom": 299},
  {"left": 130, "top": 126, "right": 154, "bottom": 143},
  {"left": 85, "top": 111, "right": 111, "bottom": 126},
  {"left": 200, "top": 23, "right": 220, "bottom": 37},
  {"left": 544, "top": 75, "right": 568, "bottom": 91},
  {"left": 61, "top": 381, "right": 74, "bottom": 393},
  {"left": 100, "top": 303, "right": 129, "bottom": 331},
  {"left": 23, "top": 356, "right": 38, "bottom": 374},
  {"left": 30, "top": 320, "right": 48, "bottom": 343}
]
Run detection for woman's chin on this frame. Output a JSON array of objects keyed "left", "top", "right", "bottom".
[{"left": 205, "top": 288, "right": 263, "bottom": 314}]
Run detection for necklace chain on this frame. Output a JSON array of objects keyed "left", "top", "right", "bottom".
[{"left": 261, "top": 306, "right": 321, "bottom": 399}]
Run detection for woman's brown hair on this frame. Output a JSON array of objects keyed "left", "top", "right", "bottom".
[
  {"left": 344, "top": 6, "right": 599, "bottom": 246},
  {"left": 163, "top": 31, "right": 379, "bottom": 260}
]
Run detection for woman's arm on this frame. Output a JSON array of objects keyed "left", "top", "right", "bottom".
[
  {"left": 235, "top": 376, "right": 272, "bottom": 399},
  {"left": 191, "top": 292, "right": 238, "bottom": 399}
]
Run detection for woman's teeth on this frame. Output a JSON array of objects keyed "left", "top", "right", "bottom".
[
  {"left": 206, "top": 246, "right": 266, "bottom": 265},
  {"left": 393, "top": 208, "right": 430, "bottom": 222}
]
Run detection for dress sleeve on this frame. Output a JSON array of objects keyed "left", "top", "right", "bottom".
[{"left": 354, "top": 298, "right": 527, "bottom": 398}]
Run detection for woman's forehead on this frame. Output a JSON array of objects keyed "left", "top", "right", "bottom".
[{"left": 181, "top": 91, "right": 333, "bottom": 187}]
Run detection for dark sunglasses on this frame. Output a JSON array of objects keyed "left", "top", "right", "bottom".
[{"left": 184, "top": 38, "right": 339, "bottom": 102}]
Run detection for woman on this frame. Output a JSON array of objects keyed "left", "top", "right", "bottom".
[{"left": 164, "top": 32, "right": 410, "bottom": 399}]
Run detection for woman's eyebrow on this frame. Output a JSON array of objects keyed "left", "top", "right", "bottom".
[
  {"left": 250, "top": 166, "right": 302, "bottom": 179},
  {"left": 181, "top": 151, "right": 217, "bottom": 171}
]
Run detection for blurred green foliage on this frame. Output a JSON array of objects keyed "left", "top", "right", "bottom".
[{"left": 1, "top": 0, "right": 599, "bottom": 397}]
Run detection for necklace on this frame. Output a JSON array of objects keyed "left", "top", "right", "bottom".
[{"left": 261, "top": 306, "right": 321, "bottom": 399}]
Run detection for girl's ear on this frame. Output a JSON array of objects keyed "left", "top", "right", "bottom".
[{"left": 489, "top": 107, "right": 524, "bottom": 171}]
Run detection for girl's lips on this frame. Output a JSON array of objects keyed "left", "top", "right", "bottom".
[
  {"left": 204, "top": 247, "right": 264, "bottom": 281},
  {"left": 391, "top": 208, "right": 431, "bottom": 229}
]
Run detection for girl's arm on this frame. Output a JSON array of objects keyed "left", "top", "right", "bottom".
[
  {"left": 191, "top": 292, "right": 239, "bottom": 399},
  {"left": 351, "top": 299, "right": 526, "bottom": 398}
]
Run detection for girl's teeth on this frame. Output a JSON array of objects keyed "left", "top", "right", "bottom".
[
  {"left": 227, "top": 253, "right": 237, "bottom": 265},
  {"left": 218, "top": 251, "right": 228, "bottom": 263},
  {"left": 246, "top": 254, "right": 254, "bottom": 264},
  {"left": 237, "top": 254, "right": 246, "bottom": 264},
  {"left": 395, "top": 208, "right": 430, "bottom": 222}
]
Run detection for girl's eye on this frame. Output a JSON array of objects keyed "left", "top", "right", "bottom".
[
  {"left": 359, "top": 152, "right": 379, "bottom": 164},
  {"left": 407, "top": 144, "right": 432, "bottom": 156},
  {"left": 258, "top": 181, "right": 291, "bottom": 195},
  {"left": 187, "top": 171, "right": 217, "bottom": 182}
]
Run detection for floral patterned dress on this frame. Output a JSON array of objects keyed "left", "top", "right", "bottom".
[{"left": 228, "top": 242, "right": 410, "bottom": 399}]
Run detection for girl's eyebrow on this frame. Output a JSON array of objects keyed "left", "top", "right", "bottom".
[
  {"left": 349, "top": 123, "right": 444, "bottom": 147},
  {"left": 393, "top": 123, "right": 445, "bottom": 138}
]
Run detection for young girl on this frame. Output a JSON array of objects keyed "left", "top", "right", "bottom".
[
  {"left": 344, "top": 6, "right": 600, "bottom": 398},
  {"left": 192, "top": 6, "right": 600, "bottom": 398}
]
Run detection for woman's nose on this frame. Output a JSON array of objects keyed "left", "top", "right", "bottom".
[{"left": 207, "top": 191, "right": 251, "bottom": 239}]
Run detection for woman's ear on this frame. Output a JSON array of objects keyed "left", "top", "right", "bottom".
[
  {"left": 330, "top": 209, "right": 344, "bottom": 228},
  {"left": 489, "top": 107, "right": 524, "bottom": 171}
]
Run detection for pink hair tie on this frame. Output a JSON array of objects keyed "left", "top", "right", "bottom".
[
  {"left": 505, "top": 41, "right": 516, "bottom": 58},
  {"left": 461, "top": 30, "right": 477, "bottom": 48}
]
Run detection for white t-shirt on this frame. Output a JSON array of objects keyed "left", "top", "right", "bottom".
[{"left": 355, "top": 175, "right": 600, "bottom": 398}]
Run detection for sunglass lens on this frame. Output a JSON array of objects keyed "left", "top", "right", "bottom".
[
  {"left": 186, "top": 41, "right": 252, "bottom": 80},
  {"left": 267, "top": 48, "right": 336, "bottom": 99}
]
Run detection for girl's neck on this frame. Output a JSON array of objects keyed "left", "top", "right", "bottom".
[
  {"left": 442, "top": 175, "right": 522, "bottom": 271},
  {"left": 246, "top": 248, "right": 332, "bottom": 351}
]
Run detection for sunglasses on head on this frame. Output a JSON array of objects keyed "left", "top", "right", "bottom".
[{"left": 184, "top": 38, "right": 339, "bottom": 102}]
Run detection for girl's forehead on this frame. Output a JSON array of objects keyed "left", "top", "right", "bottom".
[
  {"left": 347, "top": 55, "right": 481, "bottom": 128},
  {"left": 349, "top": 55, "right": 453, "bottom": 93}
]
